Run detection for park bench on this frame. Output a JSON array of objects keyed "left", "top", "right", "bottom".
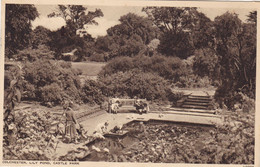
[{"left": 108, "top": 98, "right": 149, "bottom": 113}]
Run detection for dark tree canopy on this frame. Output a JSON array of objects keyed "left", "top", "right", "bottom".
[
  {"left": 143, "top": 7, "right": 208, "bottom": 59},
  {"left": 48, "top": 5, "right": 103, "bottom": 36},
  {"left": 5, "top": 4, "right": 39, "bottom": 58},
  {"left": 247, "top": 11, "right": 257, "bottom": 24},
  {"left": 214, "top": 11, "right": 256, "bottom": 103},
  {"left": 47, "top": 5, "right": 103, "bottom": 61},
  {"left": 143, "top": 7, "right": 198, "bottom": 34},
  {"left": 31, "top": 26, "right": 52, "bottom": 49},
  {"left": 96, "top": 13, "right": 159, "bottom": 59}
]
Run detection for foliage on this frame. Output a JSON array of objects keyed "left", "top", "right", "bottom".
[
  {"left": 30, "top": 26, "right": 52, "bottom": 49},
  {"left": 247, "top": 11, "right": 257, "bottom": 24},
  {"left": 49, "top": 26, "right": 95, "bottom": 61},
  {"left": 99, "top": 55, "right": 188, "bottom": 84},
  {"left": 105, "top": 109, "right": 254, "bottom": 164},
  {"left": 48, "top": 5, "right": 103, "bottom": 36},
  {"left": 95, "top": 13, "right": 159, "bottom": 60},
  {"left": 213, "top": 12, "right": 256, "bottom": 108},
  {"left": 5, "top": 4, "right": 39, "bottom": 58},
  {"left": 143, "top": 7, "right": 210, "bottom": 59},
  {"left": 81, "top": 80, "right": 105, "bottom": 105},
  {"left": 177, "top": 75, "right": 212, "bottom": 88},
  {"left": 88, "top": 53, "right": 108, "bottom": 62},
  {"left": 3, "top": 109, "right": 58, "bottom": 160},
  {"left": 47, "top": 5, "right": 103, "bottom": 61},
  {"left": 193, "top": 48, "right": 220, "bottom": 82},
  {"left": 22, "top": 60, "right": 82, "bottom": 105},
  {"left": 158, "top": 31, "right": 194, "bottom": 59},
  {"left": 13, "top": 45, "right": 55, "bottom": 61},
  {"left": 99, "top": 70, "right": 173, "bottom": 101}
]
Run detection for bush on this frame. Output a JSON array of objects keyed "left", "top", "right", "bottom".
[
  {"left": 39, "top": 83, "right": 63, "bottom": 105},
  {"left": 99, "top": 70, "right": 173, "bottom": 101},
  {"left": 177, "top": 75, "right": 212, "bottom": 88},
  {"left": 13, "top": 45, "right": 55, "bottom": 61},
  {"left": 88, "top": 53, "right": 107, "bottom": 62},
  {"left": 3, "top": 109, "right": 56, "bottom": 160},
  {"left": 81, "top": 80, "right": 105, "bottom": 105},
  {"left": 22, "top": 59, "right": 82, "bottom": 105},
  {"left": 99, "top": 54, "right": 189, "bottom": 83}
]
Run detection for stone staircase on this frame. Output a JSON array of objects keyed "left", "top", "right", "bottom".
[
  {"left": 171, "top": 94, "right": 215, "bottom": 115},
  {"left": 181, "top": 95, "right": 213, "bottom": 110}
]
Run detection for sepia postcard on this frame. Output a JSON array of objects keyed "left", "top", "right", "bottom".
[{"left": 1, "top": 0, "right": 259, "bottom": 167}]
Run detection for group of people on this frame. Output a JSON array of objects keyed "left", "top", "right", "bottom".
[
  {"left": 61, "top": 97, "right": 150, "bottom": 143},
  {"left": 108, "top": 98, "right": 120, "bottom": 114},
  {"left": 108, "top": 97, "right": 150, "bottom": 114},
  {"left": 134, "top": 98, "right": 149, "bottom": 114}
]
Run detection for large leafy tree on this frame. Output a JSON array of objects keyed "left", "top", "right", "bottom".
[
  {"left": 5, "top": 4, "right": 39, "bottom": 58},
  {"left": 96, "top": 13, "right": 159, "bottom": 59},
  {"left": 143, "top": 7, "right": 201, "bottom": 59},
  {"left": 191, "top": 12, "right": 219, "bottom": 83},
  {"left": 48, "top": 5, "right": 103, "bottom": 61},
  {"left": 214, "top": 12, "right": 256, "bottom": 107},
  {"left": 30, "top": 26, "right": 52, "bottom": 49},
  {"left": 49, "top": 27, "right": 95, "bottom": 61},
  {"left": 48, "top": 5, "right": 103, "bottom": 36}
]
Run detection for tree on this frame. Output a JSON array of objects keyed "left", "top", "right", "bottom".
[
  {"left": 214, "top": 12, "right": 256, "bottom": 108},
  {"left": 191, "top": 12, "right": 215, "bottom": 50},
  {"left": 5, "top": 4, "right": 39, "bottom": 58},
  {"left": 48, "top": 5, "right": 102, "bottom": 61},
  {"left": 30, "top": 26, "right": 52, "bottom": 49},
  {"left": 143, "top": 7, "right": 198, "bottom": 34},
  {"left": 143, "top": 7, "right": 201, "bottom": 59},
  {"left": 247, "top": 11, "right": 257, "bottom": 24},
  {"left": 96, "top": 13, "right": 159, "bottom": 59},
  {"left": 48, "top": 5, "right": 103, "bottom": 36},
  {"left": 49, "top": 27, "right": 95, "bottom": 61}
]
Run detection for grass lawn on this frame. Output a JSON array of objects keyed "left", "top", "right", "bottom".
[{"left": 71, "top": 62, "right": 106, "bottom": 76}]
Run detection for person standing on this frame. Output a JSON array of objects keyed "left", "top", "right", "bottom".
[{"left": 64, "top": 105, "right": 78, "bottom": 143}]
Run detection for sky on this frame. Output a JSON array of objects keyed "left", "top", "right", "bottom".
[{"left": 32, "top": 5, "right": 254, "bottom": 38}]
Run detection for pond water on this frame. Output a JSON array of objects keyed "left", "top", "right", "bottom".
[{"left": 83, "top": 120, "right": 215, "bottom": 163}]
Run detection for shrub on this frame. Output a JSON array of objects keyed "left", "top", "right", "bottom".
[
  {"left": 13, "top": 45, "right": 55, "bottom": 61},
  {"left": 81, "top": 80, "right": 105, "bottom": 105},
  {"left": 22, "top": 59, "right": 82, "bottom": 105},
  {"left": 99, "top": 70, "right": 173, "bottom": 101},
  {"left": 88, "top": 53, "right": 107, "bottom": 62},
  {"left": 99, "top": 56, "right": 134, "bottom": 77},
  {"left": 99, "top": 54, "right": 189, "bottom": 84},
  {"left": 3, "top": 109, "right": 59, "bottom": 160},
  {"left": 177, "top": 75, "right": 212, "bottom": 88},
  {"left": 39, "top": 83, "right": 63, "bottom": 105}
]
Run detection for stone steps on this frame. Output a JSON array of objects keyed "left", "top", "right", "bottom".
[
  {"left": 181, "top": 105, "right": 208, "bottom": 110},
  {"left": 169, "top": 107, "right": 216, "bottom": 114},
  {"left": 174, "top": 94, "right": 215, "bottom": 113},
  {"left": 184, "top": 101, "right": 210, "bottom": 107},
  {"left": 186, "top": 98, "right": 212, "bottom": 102}
]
